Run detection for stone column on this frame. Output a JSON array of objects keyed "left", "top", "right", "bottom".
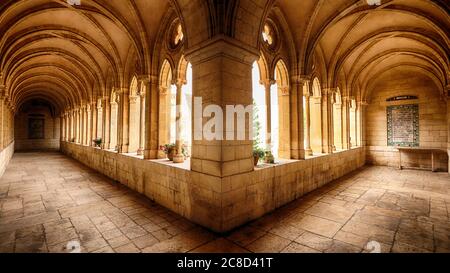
[
  {"left": 110, "top": 100, "right": 118, "bottom": 150},
  {"left": 322, "top": 88, "right": 334, "bottom": 154},
  {"left": 81, "top": 105, "right": 86, "bottom": 145},
  {"left": 76, "top": 108, "right": 81, "bottom": 144},
  {"left": 143, "top": 75, "right": 160, "bottom": 160},
  {"left": 342, "top": 96, "right": 351, "bottom": 150},
  {"left": 137, "top": 90, "right": 146, "bottom": 156},
  {"left": 157, "top": 86, "right": 169, "bottom": 159},
  {"left": 69, "top": 110, "right": 73, "bottom": 141},
  {"left": 173, "top": 79, "right": 186, "bottom": 163},
  {"left": 186, "top": 38, "right": 258, "bottom": 178},
  {"left": 97, "top": 99, "right": 103, "bottom": 139},
  {"left": 357, "top": 101, "right": 368, "bottom": 147},
  {"left": 64, "top": 114, "right": 68, "bottom": 141},
  {"left": 261, "top": 79, "right": 275, "bottom": 151},
  {"left": 66, "top": 113, "right": 70, "bottom": 141},
  {"left": 119, "top": 89, "right": 130, "bottom": 154},
  {"left": 278, "top": 85, "right": 291, "bottom": 159},
  {"left": 86, "top": 103, "right": 92, "bottom": 146},
  {"left": 102, "top": 97, "right": 111, "bottom": 149},
  {"left": 289, "top": 77, "right": 299, "bottom": 159},
  {"left": 91, "top": 101, "right": 98, "bottom": 144},
  {"left": 333, "top": 101, "right": 343, "bottom": 150},
  {"left": 304, "top": 92, "right": 313, "bottom": 156},
  {"left": 128, "top": 95, "right": 138, "bottom": 152}
]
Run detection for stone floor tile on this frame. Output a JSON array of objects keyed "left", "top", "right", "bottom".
[
  {"left": 190, "top": 238, "right": 249, "bottom": 253},
  {"left": 246, "top": 234, "right": 291, "bottom": 253}
]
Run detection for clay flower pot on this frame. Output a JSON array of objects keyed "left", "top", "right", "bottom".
[
  {"left": 253, "top": 155, "right": 260, "bottom": 166},
  {"left": 168, "top": 149, "right": 176, "bottom": 161}
]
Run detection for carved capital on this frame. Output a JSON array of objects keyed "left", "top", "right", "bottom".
[
  {"left": 323, "top": 88, "right": 337, "bottom": 96},
  {"left": 173, "top": 78, "right": 187, "bottom": 89},
  {"left": 129, "top": 96, "right": 138, "bottom": 104},
  {"left": 159, "top": 86, "right": 168, "bottom": 95},
  {"left": 279, "top": 86, "right": 289, "bottom": 96},
  {"left": 259, "top": 79, "right": 276, "bottom": 89}
]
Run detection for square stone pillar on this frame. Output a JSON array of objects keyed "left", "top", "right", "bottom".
[
  {"left": 91, "top": 102, "right": 97, "bottom": 144},
  {"left": 289, "top": 76, "right": 307, "bottom": 159},
  {"left": 342, "top": 96, "right": 351, "bottom": 150},
  {"left": 181, "top": 38, "right": 259, "bottom": 232},
  {"left": 97, "top": 99, "right": 103, "bottom": 140},
  {"left": 322, "top": 88, "right": 334, "bottom": 154},
  {"left": 117, "top": 88, "right": 129, "bottom": 153},
  {"left": 143, "top": 75, "right": 160, "bottom": 159},
  {"left": 187, "top": 38, "right": 258, "bottom": 178},
  {"left": 101, "top": 97, "right": 111, "bottom": 150}
]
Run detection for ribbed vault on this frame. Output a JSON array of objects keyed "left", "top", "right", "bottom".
[
  {"left": 0, "top": 0, "right": 172, "bottom": 114},
  {"left": 276, "top": 0, "right": 449, "bottom": 100}
]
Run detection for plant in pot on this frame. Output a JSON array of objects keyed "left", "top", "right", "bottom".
[
  {"left": 253, "top": 147, "right": 265, "bottom": 166},
  {"left": 160, "top": 144, "right": 176, "bottom": 161},
  {"left": 181, "top": 144, "right": 189, "bottom": 159},
  {"left": 93, "top": 138, "right": 102, "bottom": 147},
  {"left": 264, "top": 150, "right": 275, "bottom": 164}
]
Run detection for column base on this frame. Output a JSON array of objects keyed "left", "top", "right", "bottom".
[
  {"left": 118, "top": 144, "right": 129, "bottom": 154},
  {"left": 173, "top": 154, "right": 185, "bottom": 163},
  {"left": 144, "top": 149, "right": 158, "bottom": 160},
  {"left": 137, "top": 148, "right": 144, "bottom": 156},
  {"left": 305, "top": 148, "right": 313, "bottom": 156}
]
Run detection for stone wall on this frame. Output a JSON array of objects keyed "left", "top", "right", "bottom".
[
  {"left": 0, "top": 142, "right": 14, "bottom": 177},
  {"left": 15, "top": 106, "right": 60, "bottom": 151},
  {"left": 366, "top": 74, "right": 448, "bottom": 171},
  {"left": 61, "top": 141, "right": 366, "bottom": 232}
]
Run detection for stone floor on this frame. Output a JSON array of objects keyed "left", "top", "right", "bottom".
[{"left": 0, "top": 152, "right": 449, "bottom": 253}]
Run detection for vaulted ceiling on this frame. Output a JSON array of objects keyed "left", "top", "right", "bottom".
[
  {"left": 0, "top": 0, "right": 448, "bottom": 114},
  {"left": 277, "top": 0, "right": 449, "bottom": 100},
  {"left": 0, "top": 0, "right": 170, "bottom": 113}
]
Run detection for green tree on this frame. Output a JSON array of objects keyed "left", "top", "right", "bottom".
[{"left": 253, "top": 100, "right": 262, "bottom": 149}]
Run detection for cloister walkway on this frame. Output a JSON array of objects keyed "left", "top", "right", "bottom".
[{"left": 0, "top": 152, "right": 449, "bottom": 253}]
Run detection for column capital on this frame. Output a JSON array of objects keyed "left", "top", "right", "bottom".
[
  {"left": 290, "top": 75, "right": 310, "bottom": 85},
  {"left": 279, "top": 85, "right": 289, "bottom": 96},
  {"left": 129, "top": 96, "right": 138, "bottom": 104},
  {"left": 342, "top": 96, "right": 354, "bottom": 102},
  {"left": 259, "top": 78, "right": 276, "bottom": 88},
  {"left": 137, "top": 74, "right": 157, "bottom": 84},
  {"left": 173, "top": 78, "right": 187, "bottom": 88},
  {"left": 323, "top": 88, "right": 337, "bottom": 96},
  {"left": 159, "top": 86, "right": 168, "bottom": 95}
]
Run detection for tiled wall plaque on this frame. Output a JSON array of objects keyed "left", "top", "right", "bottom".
[{"left": 387, "top": 104, "right": 419, "bottom": 147}]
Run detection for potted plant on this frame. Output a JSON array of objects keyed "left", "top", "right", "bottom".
[
  {"left": 253, "top": 147, "right": 265, "bottom": 166},
  {"left": 181, "top": 144, "right": 189, "bottom": 159},
  {"left": 264, "top": 150, "right": 275, "bottom": 164},
  {"left": 93, "top": 138, "right": 102, "bottom": 147},
  {"left": 160, "top": 144, "right": 176, "bottom": 161}
]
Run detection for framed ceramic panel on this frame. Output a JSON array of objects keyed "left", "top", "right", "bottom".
[{"left": 387, "top": 104, "right": 419, "bottom": 147}]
